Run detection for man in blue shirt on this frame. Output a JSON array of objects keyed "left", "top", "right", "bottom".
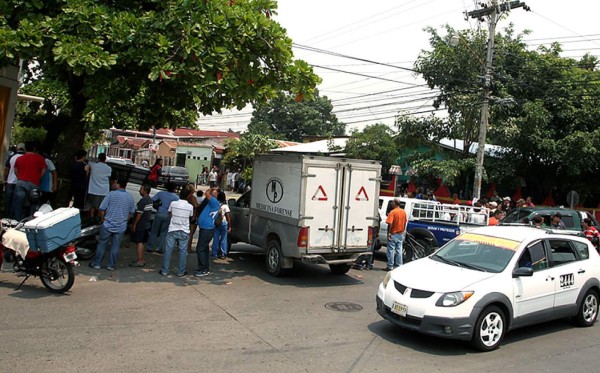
[
  {"left": 195, "top": 188, "right": 220, "bottom": 277},
  {"left": 89, "top": 175, "right": 136, "bottom": 270},
  {"left": 147, "top": 182, "right": 179, "bottom": 253}
]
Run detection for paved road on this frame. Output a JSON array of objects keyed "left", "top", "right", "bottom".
[{"left": 1, "top": 245, "right": 600, "bottom": 372}]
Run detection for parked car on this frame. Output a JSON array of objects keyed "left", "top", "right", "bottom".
[
  {"left": 501, "top": 206, "right": 583, "bottom": 231},
  {"left": 158, "top": 166, "right": 190, "bottom": 188},
  {"left": 106, "top": 157, "right": 134, "bottom": 166},
  {"left": 376, "top": 225, "right": 600, "bottom": 351}
]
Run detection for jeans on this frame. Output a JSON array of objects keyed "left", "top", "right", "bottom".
[
  {"left": 13, "top": 180, "right": 36, "bottom": 221},
  {"left": 212, "top": 223, "right": 228, "bottom": 256},
  {"left": 92, "top": 225, "right": 125, "bottom": 269},
  {"left": 196, "top": 228, "right": 214, "bottom": 273},
  {"left": 161, "top": 230, "right": 189, "bottom": 275},
  {"left": 3, "top": 183, "right": 16, "bottom": 219},
  {"left": 387, "top": 233, "right": 405, "bottom": 269},
  {"left": 147, "top": 212, "right": 170, "bottom": 251}
]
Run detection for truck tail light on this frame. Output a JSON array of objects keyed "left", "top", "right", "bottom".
[
  {"left": 367, "top": 226, "right": 374, "bottom": 246},
  {"left": 297, "top": 227, "right": 309, "bottom": 248}
]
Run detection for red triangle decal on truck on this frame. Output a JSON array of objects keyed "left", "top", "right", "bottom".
[
  {"left": 311, "top": 185, "right": 328, "bottom": 201},
  {"left": 355, "top": 186, "right": 369, "bottom": 201}
]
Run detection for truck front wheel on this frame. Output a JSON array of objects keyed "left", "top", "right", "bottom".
[
  {"left": 265, "top": 239, "right": 285, "bottom": 276},
  {"left": 329, "top": 263, "right": 352, "bottom": 275}
]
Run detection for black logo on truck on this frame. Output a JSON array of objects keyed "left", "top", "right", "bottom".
[{"left": 266, "top": 178, "right": 284, "bottom": 203}]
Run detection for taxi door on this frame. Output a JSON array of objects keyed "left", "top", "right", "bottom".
[
  {"left": 546, "top": 239, "right": 584, "bottom": 311},
  {"left": 512, "top": 241, "right": 555, "bottom": 319}
]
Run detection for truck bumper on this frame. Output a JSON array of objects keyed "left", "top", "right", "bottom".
[{"left": 301, "top": 252, "right": 372, "bottom": 265}]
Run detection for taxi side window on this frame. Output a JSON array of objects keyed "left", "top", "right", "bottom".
[
  {"left": 518, "top": 242, "right": 548, "bottom": 271},
  {"left": 571, "top": 241, "right": 589, "bottom": 260},
  {"left": 548, "top": 240, "right": 578, "bottom": 265}
]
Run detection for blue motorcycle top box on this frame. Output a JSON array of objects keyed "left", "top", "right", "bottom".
[{"left": 23, "top": 208, "right": 81, "bottom": 253}]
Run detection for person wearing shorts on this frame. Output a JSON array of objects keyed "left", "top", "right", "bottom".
[{"left": 130, "top": 184, "right": 153, "bottom": 267}]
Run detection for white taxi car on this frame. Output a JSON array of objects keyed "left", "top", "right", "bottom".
[{"left": 376, "top": 226, "right": 600, "bottom": 351}]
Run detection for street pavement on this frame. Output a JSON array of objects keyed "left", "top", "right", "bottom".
[{"left": 2, "top": 240, "right": 600, "bottom": 372}]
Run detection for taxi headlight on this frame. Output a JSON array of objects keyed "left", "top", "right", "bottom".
[
  {"left": 437, "top": 291, "right": 474, "bottom": 307},
  {"left": 382, "top": 272, "right": 392, "bottom": 289}
]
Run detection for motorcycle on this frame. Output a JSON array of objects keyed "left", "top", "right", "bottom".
[
  {"left": 74, "top": 217, "right": 102, "bottom": 260},
  {"left": 0, "top": 218, "right": 78, "bottom": 293}
]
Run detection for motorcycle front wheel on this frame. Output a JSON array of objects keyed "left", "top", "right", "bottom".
[{"left": 40, "top": 256, "right": 75, "bottom": 293}]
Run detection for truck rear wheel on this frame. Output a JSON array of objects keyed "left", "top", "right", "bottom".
[
  {"left": 265, "top": 239, "right": 285, "bottom": 276},
  {"left": 329, "top": 263, "right": 352, "bottom": 275}
]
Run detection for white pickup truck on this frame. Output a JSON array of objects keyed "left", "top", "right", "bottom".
[
  {"left": 228, "top": 154, "right": 381, "bottom": 275},
  {"left": 377, "top": 196, "right": 490, "bottom": 261}
]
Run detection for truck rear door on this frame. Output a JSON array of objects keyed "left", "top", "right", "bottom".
[
  {"left": 304, "top": 165, "right": 341, "bottom": 248},
  {"left": 340, "top": 164, "right": 379, "bottom": 249}
]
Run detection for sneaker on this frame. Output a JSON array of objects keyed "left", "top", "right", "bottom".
[
  {"left": 194, "top": 270, "right": 210, "bottom": 277},
  {"left": 106, "top": 266, "right": 115, "bottom": 271},
  {"left": 158, "top": 270, "right": 168, "bottom": 276},
  {"left": 352, "top": 264, "right": 364, "bottom": 270},
  {"left": 88, "top": 262, "right": 101, "bottom": 270},
  {"left": 382, "top": 267, "right": 393, "bottom": 272},
  {"left": 129, "top": 261, "right": 145, "bottom": 267},
  {"left": 156, "top": 250, "right": 165, "bottom": 254},
  {"left": 176, "top": 271, "right": 188, "bottom": 277}
]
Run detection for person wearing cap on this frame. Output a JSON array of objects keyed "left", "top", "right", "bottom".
[
  {"left": 3, "top": 143, "right": 25, "bottom": 219},
  {"left": 502, "top": 197, "right": 512, "bottom": 212},
  {"left": 551, "top": 212, "right": 566, "bottom": 229}
]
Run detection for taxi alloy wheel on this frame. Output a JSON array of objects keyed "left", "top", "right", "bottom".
[
  {"left": 576, "top": 290, "right": 599, "bottom": 327},
  {"left": 471, "top": 306, "right": 505, "bottom": 352}
]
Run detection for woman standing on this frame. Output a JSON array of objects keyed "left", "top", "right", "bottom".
[
  {"left": 147, "top": 158, "right": 163, "bottom": 187},
  {"left": 211, "top": 191, "right": 231, "bottom": 259}
]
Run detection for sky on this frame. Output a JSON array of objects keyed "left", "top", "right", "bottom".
[{"left": 197, "top": 0, "right": 600, "bottom": 133}]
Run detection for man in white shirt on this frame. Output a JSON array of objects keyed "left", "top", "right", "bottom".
[
  {"left": 208, "top": 167, "right": 218, "bottom": 188},
  {"left": 85, "top": 153, "right": 114, "bottom": 218},
  {"left": 3, "top": 143, "right": 24, "bottom": 219},
  {"left": 159, "top": 188, "right": 194, "bottom": 277}
]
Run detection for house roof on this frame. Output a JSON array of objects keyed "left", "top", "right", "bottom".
[
  {"left": 271, "top": 138, "right": 348, "bottom": 154},
  {"left": 438, "top": 138, "right": 505, "bottom": 157},
  {"left": 160, "top": 140, "right": 178, "bottom": 149}
]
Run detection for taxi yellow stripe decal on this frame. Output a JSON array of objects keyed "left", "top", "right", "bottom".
[{"left": 457, "top": 233, "right": 520, "bottom": 251}]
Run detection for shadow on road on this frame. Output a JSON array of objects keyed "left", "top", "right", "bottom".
[
  {"left": 71, "top": 242, "right": 366, "bottom": 289},
  {"left": 368, "top": 316, "right": 578, "bottom": 356}
]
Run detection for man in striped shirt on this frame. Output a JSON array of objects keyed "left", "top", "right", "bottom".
[
  {"left": 89, "top": 175, "right": 136, "bottom": 270},
  {"left": 159, "top": 187, "right": 194, "bottom": 277}
]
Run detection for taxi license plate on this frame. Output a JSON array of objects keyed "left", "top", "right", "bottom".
[
  {"left": 64, "top": 252, "right": 77, "bottom": 262},
  {"left": 391, "top": 302, "right": 407, "bottom": 317}
]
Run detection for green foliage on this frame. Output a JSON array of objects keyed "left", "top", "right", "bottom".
[
  {"left": 0, "top": 0, "right": 321, "bottom": 152},
  {"left": 413, "top": 25, "right": 600, "bottom": 198},
  {"left": 11, "top": 123, "right": 46, "bottom": 144},
  {"left": 223, "top": 132, "right": 277, "bottom": 171},
  {"left": 344, "top": 123, "right": 398, "bottom": 173},
  {"left": 247, "top": 91, "right": 344, "bottom": 141}
]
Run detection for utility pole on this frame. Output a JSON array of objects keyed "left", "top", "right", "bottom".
[{"left": 467, "top": 0, "right": 529, "bottom": 200}]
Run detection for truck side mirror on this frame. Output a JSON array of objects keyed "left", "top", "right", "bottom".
[{"left": 228, "top": 198, "right": 236, "bottom": 207}]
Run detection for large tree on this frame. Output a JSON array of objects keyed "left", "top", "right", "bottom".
[
  {"left": 413, "top": 26, "right": 600, "bottom": 202},
  {"left": 344, "top": 123, "right": 398, "bottom": 174},
  {"left": 247, "top": 91, "right": 344, "bottom": 142},
  {"left": 0, "top": 0, "right": 320, "bottom": 164}
]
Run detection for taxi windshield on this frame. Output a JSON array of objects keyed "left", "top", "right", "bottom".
[{"left": 432, "top": 233, "right": 520, "bottom": 273}]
